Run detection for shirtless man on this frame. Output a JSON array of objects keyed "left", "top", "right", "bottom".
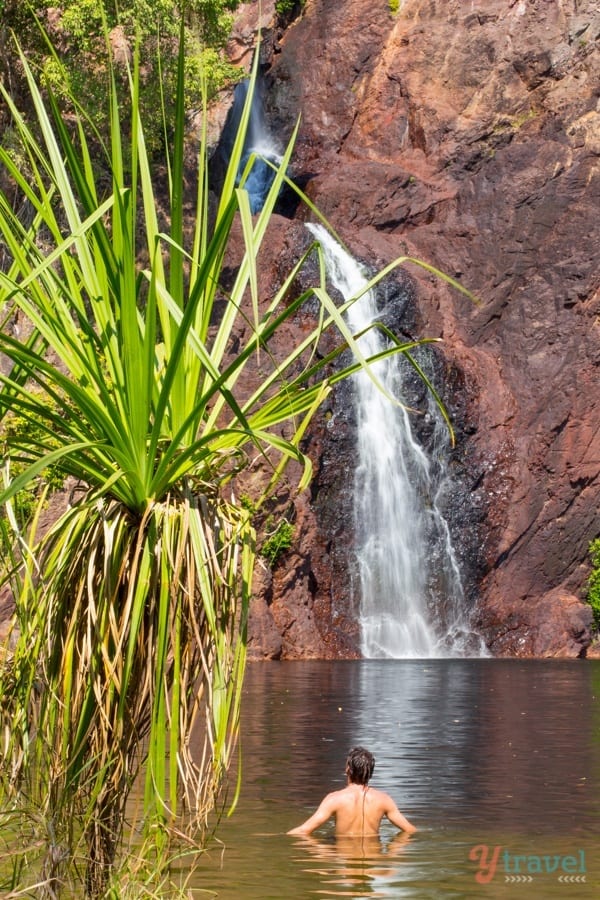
[{"left": 287, "top": 746, "right": 416, "bottom": 836}]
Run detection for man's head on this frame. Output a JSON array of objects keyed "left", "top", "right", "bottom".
[{"left": 345, "top": 746, "right": 375, "bottom": 785}]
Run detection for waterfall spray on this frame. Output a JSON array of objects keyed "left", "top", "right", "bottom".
[
  {"left": 231, "top": 79, "right": 282, "bottom": 213},
  {"left": 308, "top": 224, "right": 487, "bottom": 658}
]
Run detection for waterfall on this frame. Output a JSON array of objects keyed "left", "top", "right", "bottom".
[
  {"left": 230, "top": 79, "right": 281, "bottom": 214},
  {"left": 308, "top": 224, "right": 487, "bottom": 659}
]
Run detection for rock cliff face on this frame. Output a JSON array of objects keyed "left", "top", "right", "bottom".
[{"left": 231, "top": 0, "right": 600, "bottom": 658}]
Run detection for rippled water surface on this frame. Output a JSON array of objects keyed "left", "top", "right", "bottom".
[{"left": 192, "top": 659, "right": 600, "bottom": 898}]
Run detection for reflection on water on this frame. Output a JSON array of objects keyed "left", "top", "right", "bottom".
[
  {"left": 194, "top": 660, "right": 600, "bottom": 898},
  {"left": 293, "top": 831, "right": 413, "bottom": 898}
]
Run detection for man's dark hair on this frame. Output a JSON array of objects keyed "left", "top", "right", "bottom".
[{"left": 346, "top": 746, "right": 375, "bottom": 785}]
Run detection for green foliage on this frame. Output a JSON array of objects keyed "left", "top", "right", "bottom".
[
  {"left": 261, "top": 515, "right": 294, "bottom": 566},
  {"left": 389, "top": 0, "right": 400, "bottom": 13},
  {"left": 239, "top": 493, "right": 257, "bottom": 514},
  {"left": 0, "top": 0, "right": 242, "bottom": 155},
  {"left": 0, "top": 402, "right": 64, "bottom": 552},
  {"left": 587, "top": 538, "right": 600, "bottom": 628},
  {"left": 275, "top": 0, "right": 298, "bottom": 14},
  {"left": 185, "top": 46, "right": 243, "bottom": 109},
  {"left": 0, "top": 21, "right": 457, "bottom": 895}
]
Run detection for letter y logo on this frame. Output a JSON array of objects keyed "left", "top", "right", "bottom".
[{"left": 469, "top": 844, "right": 502, "bottom": 884}]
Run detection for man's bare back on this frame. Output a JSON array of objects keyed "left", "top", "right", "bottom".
[{"left": 287, "top": 747, "right": 416, "bottom": 837}]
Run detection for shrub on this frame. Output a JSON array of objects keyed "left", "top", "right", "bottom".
[
  {"left": 0, "top": 404, "right": 64, "bottom": 553},
  {"left": 587, "top": 538, "right": 600, "bottom": 628},
  {"left": 0, "top": 1, "right": 243, "bottom": 156},
  {"left": 275, "top": 0, "right": 305, "bottom": 23},
  {"left": 261, "top": 516, "right": 295, "bottom": 566}
]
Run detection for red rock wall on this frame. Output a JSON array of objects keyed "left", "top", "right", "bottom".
[{"left": 233, "top": 0, "right": 600, "bottom": 657}]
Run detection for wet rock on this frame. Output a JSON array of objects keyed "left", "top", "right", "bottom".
[
  {"left": 247, "top": 565, "right": 283, "bottom": 660},
  {"left": 241, "top": 0, "right": 600, "bottom": 657},
  {"left": 479, "top": 590, "right": 593, "bottom": 658}
]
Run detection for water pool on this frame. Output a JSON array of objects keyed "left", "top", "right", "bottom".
[{"left": 191, "top": 659, "right": 600, "bottom": 898}]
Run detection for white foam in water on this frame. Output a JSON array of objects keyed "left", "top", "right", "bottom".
[
  {"left": 307, "top": 224, "right": 488, "bottom": 658},
  {"left": 233, "top": 80, "right": 282, "bottom": 213}
]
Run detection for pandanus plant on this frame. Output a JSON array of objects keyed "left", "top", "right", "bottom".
[{"left": 0, "top": 19, "right": 465, "bottom": 899}]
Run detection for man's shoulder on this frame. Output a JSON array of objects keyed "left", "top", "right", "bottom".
[
  {"left": 367, "top": 787, "right": 396, "bottom": 807},
  {"left": 368, "top": 786, "right": 392, "bottom": 798},
  {"left": 327, "top": 786, "right": 352, "bottom": 801},
  {"left": 323, "top": 786, "right": 354, "bottom": 806}
]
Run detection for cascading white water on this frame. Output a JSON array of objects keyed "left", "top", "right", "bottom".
[
  {"left": 308, "top": 224, "right": 487, "bottom": 658},
  {"left": 231, "top": 80, "right": 282, "bottom": 214}
]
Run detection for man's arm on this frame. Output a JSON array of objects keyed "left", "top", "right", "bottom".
[
  {"left": 287, "top": 793, "right": 337, "bottom": 836},
  {"left": 383, "top": 797, "right": 417, "bottom": 834}
]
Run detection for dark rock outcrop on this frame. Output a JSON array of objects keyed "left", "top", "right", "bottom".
[{"left": 232, "top": 0, "right": 599, "bottom": 658}]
